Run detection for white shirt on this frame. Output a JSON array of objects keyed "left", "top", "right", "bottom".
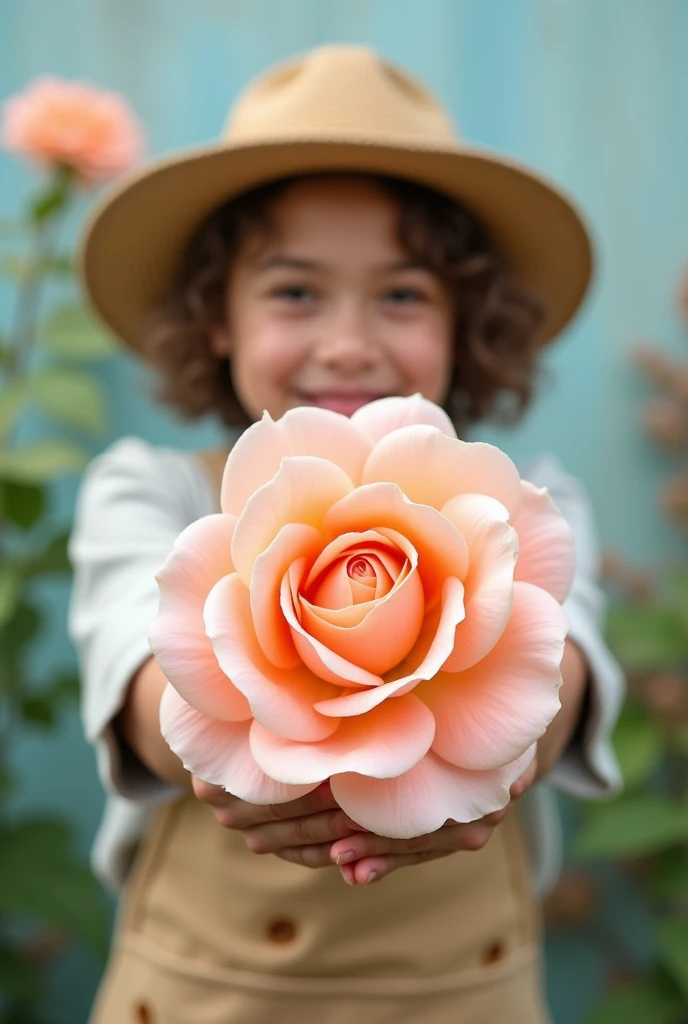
[{"left": 67, "top": 437, "right": 625, "bottom": 896}]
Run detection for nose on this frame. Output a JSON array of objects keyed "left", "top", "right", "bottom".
[{"left": 312, "top": 302, "right": 379, "bottom": 374}]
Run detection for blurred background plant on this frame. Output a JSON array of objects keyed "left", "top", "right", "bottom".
[
  {"left": 544, "top": 281, "right": 688, "bottom": 1024},
  {"left": 0, "top": 77, "right": 142, "bottom": 1023}
]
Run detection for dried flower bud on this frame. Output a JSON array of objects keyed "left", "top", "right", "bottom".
[
  {"left": 642, "top": 400, "right": 688, "bottom": 447},
  {"left": 661, "top": 476, "right": 688, "bottom": 528},
  {"left": 601, "top": 551, "right": 654, "bottom": 603},
  {"left": 543, "top": 870, "right": 598, "bottom": 928},
  {"left": 632, "top": 344, "right": 678, "bottom": 386},
  {"left": 644, "top": 672, "right": 687, "bottom": 718},
  {"left": 666, "top": 367, "right": 688, "bottom": 403}
]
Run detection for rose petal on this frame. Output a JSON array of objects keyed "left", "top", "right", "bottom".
[
  {"left": 324, "top": 482, "right": 469, "bottom": 600},
  {"left": 314, "top": 576, "right": 465, "bottom": 716},
  {"left": 221, "top": 407, "right": 371, "bottom": 515},
  {"left": 249, "top": 694, "right": 435, "bottom": 784},
  {"left": 250, "top": 523, "right": 322, "bottom": 668},
  {"left": 159, "top": 684, "right": 317, "bottom": 803},
  {"left": 350, "top": 393, "right": 457, "bottom": 444},
  {"left": 148, "top": 513, "right": 251, "bottom": 721},
  {"left": 330, "top": 745, "right": 536, "bottom": 837},
  {"left": 299, "top": 554, "right": 425, "bottom": 675},
  {"left": 440, "top": 493, "right": 519, "bottom": 673},
  {"left": 362, "top": 426, "right": 523, "bottom": 515},
  {"left": 420, "top": 581, "right": 567, "bottom": 770},
  {"left": 305, "top": 529, "right": 402, "bottom": 602},
  {"left": 512, "top": 480, "right": 576, "bottom": 602},
  {"left": 279, "top": 563, "right": 384, "bottom": 688},
  {"left": 231, "top": 456, "right": 353, "bottom": 585},
  {"left": 204, "top": 573, "right": 341, "bottom": 741}
]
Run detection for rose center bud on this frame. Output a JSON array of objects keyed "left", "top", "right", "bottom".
[{"left": 348, "top": 556, "right": 376, "bottom": 583}]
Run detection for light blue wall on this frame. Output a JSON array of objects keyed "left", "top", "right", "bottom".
[{"left": 2, "top": 2, "right": 686, "bottom": 1021}]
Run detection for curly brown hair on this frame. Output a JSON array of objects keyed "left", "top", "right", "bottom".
[{"left": 142, "top": 173, "right": 548, "bottom": 435}]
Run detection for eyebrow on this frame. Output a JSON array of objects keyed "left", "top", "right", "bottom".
[{"left": 254, "top": 255, "right": 428, "bottom": 274}]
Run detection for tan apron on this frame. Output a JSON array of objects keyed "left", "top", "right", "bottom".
[
  {"left": 89, "top": 795, "right": 549, "bottom": 1024},
  {"left": 89, "top": 450, "right": 550, "bottom": 1023}
]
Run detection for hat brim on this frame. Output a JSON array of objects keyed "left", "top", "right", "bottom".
[{"left": 79, "top": 137, "right": 594, "bottom": 350}]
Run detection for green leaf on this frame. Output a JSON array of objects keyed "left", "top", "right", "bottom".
[
  {"left": 606, "top": 604, "right": 688, "bottom": 671},
  {"left": 574, "top": 796, "right": 688, "bottom": 859},
  {"left": 674, "top": 728, "right": 688, "bottom": 756},
  {"left": 612, "top": 704, "right": 665, "bottom": 787},
  {"left": 657, "top": 919, "right": 688, "bottom": 1003},
  {"left": 24, "top": 529, "right": 71, "bottom": 578},
  {"left": 652, "top": 850, "right": 688, "bottom": 902},
  {"left": 1, "top": 603, "right": 41, "bottom": 668},
  {"left": 0, "top": 766, "right": 17, "bottom": 798},
  {"left": 29, "top": 165, "right": 74, "bottom": 223},
  {"left": 0, "top": 943, "right": 43, "bottom": 1002},
  {"left": 0, "top": 563, "right": 21, "bottom": 628},
  {"left": 48, "top": 672, "right": 80, "bottom": 704},
  {"left": 28, "top": 366, "right": 108, "bottom": 436},
  {"left": 17, "top": 673, "right": 80, "bottom": 727},
  {"left": 0, "top": 480, "right": 45, "bottom": 529},
  {"left": 0, "top": 380, "right": 27, "bottom": 439},
  {"left": 40, "top": 304, "right": 116, "bottom": 360},
  {"left": 0, "top": 817, "right": 110, "bottom": 960},
  {"left": 0, "top": 440, "right": 87, "bottom": 482},
  {"left": 18, "top": 695, "right": 56, "bottom": 728},
  {"left": 585, "top": 973, "right": 684, "bottom": 1024},
  {"left": 0, "top": 252, "right": 73, "bottom": 279}
]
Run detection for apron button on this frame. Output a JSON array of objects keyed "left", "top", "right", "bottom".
[
  {"left": 267, "top": 917, "right": 298, "bottom": 943},
  {"left": 133, "top": 1001, "right": 154, "bottom": 1023},
  {"left": 481, "top": 939, "right": 506, "bottom": 965}
]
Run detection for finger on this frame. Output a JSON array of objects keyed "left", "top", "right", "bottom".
[
  {"left": 330, "top": 821, "right": 493, "bottom": 865},
  {"left": 510, "top": 756, "right": 538, "bottom": 799},
  {"left": 197, "top": 779, "right": 339, "bottom": 830},
  {"left": 243, "top": 808, "right": 357, "bottom": 854},
  {"left": 345, "top": 850, "right": 452, "bottom": 886},
  {"left": 276, "top": 842, "right": 336, "bottom": 869}
]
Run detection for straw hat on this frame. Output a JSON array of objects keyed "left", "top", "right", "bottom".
[{"left": 80, "top": 44, "right": 594, "bottom": 350}]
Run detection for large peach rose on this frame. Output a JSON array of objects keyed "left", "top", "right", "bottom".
[
  {"left": 2, "top": 77, "right": 143, "bottom": 182},
  {"left": 150, "top": 396, "right": 574, "bottom": 837}
]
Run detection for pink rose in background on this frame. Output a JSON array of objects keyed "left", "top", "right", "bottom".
[
  {"left": 2, "top": 77, "right": 143, "bottom": 183},
  {"left": 150, "top": 396, "right": 575, "bottom": 837}
]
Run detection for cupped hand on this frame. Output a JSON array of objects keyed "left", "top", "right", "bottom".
[
  {"left": 191, "top": 755, "right": 537, "bottom": 884},
  {"left": 190, "top": 777, "right": 361, "bottom": 860},
  {"left": 332, "top": 755, "right": 538, "bottom": 886}
]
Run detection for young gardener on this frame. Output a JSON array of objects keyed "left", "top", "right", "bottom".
[{"left": 70, "top": 44, "right": 624, "bottom": 1024}]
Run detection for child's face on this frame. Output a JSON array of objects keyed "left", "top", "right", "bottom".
[{"left": 211, "top": 176, "right": 454, "bottom": 421}]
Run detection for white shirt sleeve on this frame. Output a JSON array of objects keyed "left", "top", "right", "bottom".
[
  {"left": 521, "top": 453, "right": 625, "bottom": 800},
  {"left": 68, "top": 437, "right": 205, "bottom": 805}
]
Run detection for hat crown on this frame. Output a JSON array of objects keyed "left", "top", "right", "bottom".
[{"left": 225, "top": 45, "right": 458, "bottom": 146}]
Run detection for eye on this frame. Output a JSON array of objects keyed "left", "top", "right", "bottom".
[
  {"left": 272, "top": 284, "right": 315, "bottom": 303},
  {"left": 384, "top": 286, "right": 426, "bottom": 304}
]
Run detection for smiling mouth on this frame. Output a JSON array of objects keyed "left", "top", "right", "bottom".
[{"left": 296, "top": 392, "right": 389, "bottom": 416}]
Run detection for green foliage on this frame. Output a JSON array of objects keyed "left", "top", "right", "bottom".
[
  {"left": 574, "top": 795, "right": 688, "bottom": 859},
  {"left": 612, "top": 703, "right": 664, "bottom": 787},
  {"left": 657, "top": 919, "right": 688, "bottom": 1003},
  {"left": 577, "top": 559, "right": 688, "bottom": 1018},
  {"left": 0, "top": 440, "right": 87, "bottom": 482},
  {"left": 605, "top": 603, "right": 688, "bottom": 671},
  {"left": 0, "top": 819, "right": 110, "bottom": 961},
  {"left": 40, "top": 304, "right": 116, "bottom": 360},
  {"left": 585, "top": 971, "right": 685, "bottom": 1024},
  {"left": 0, "top": 565, "right": 20, "bottom": 628},
  {"left": 0, "top": 150, "right": 117, "bottom": 1020},
  {"left": 0, "top": 481, "right": 45, "bottom": 529},
  {"left": 28, "top": 367, "right": 108, "bottom": 435}
]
